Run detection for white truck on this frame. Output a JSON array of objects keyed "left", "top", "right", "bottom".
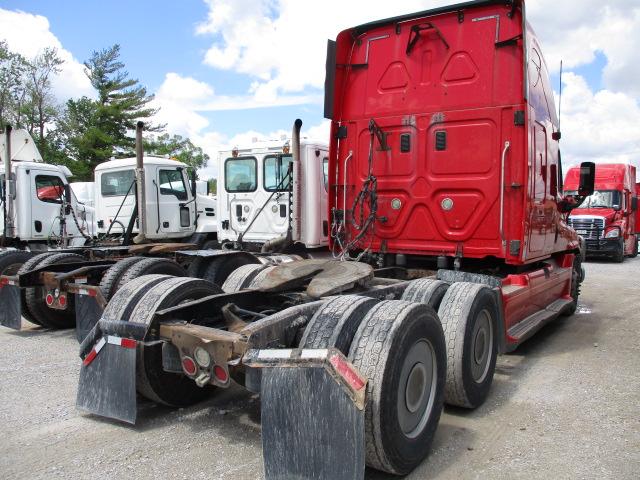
[
  {"left": 217, "top": 132, "right": 329, "bottom": 252},
  {"left": 0, "top": 122, "right": 328, "bottom": 336},
  {"left": 94, "top": 156, "right": 217, "bottom": 244},
  {"left": 1, "top": 127, "right": 95, "bottom": 250}
]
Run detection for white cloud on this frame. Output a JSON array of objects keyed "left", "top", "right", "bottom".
[
  {"left": 560, "top": 72, "right": 640, "bottom": 176},
  {"left": 0, "top": 8, "right": 94, "bottom": 101},
  {"left": 195, "top": 0, "right": 446, "bottom": 96},
  {"left": 527, "top": 1, "right": 640, "bottom": 96}
]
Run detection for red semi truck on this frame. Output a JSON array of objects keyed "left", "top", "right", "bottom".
[
  {"left": 565, "top": 163, "right": 638, "bottom": 261},
  {"left": 77, "top": 1, "right": 595, "bottom": 477}
]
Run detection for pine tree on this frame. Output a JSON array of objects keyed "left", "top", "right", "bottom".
[{"left": 66, "top": 44, "right": 162, "bottom": 172}]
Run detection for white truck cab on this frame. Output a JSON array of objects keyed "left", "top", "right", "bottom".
[
  {"left": 1, "top": 129, "right": 94, "bottom": 248},
  {"left": 94, "top": 156, "right": 216, "bottom": 242},
  {"left": 217, "top": 139, "right": 329, "bottom": 249}
]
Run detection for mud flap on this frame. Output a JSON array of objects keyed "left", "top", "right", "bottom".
[
  {"left": 0, "top": 284, "right": 22, "bottom": 330},
  {"left": 75, "top": 295, "right": 104, "bottom": 343},
  {"left": 244, "top": 348, "right": 366, "bottom": 480},
  {"left": 76, "top": 320, "right": 148, "bottom": 424}
]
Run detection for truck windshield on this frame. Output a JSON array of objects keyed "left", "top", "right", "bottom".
[
  {"left": 101, "top": 170, "right": 135, "bottom": 197},
  {"left": 264, "top": 154, "right": 292, "bottom": 191},
  {"left": 565, "top": 190, "right": 621, "bottom": 209},
  {"left": 225, "top": 157, "right": 257, "bottom": 192}
]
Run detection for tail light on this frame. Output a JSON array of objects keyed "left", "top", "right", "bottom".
[
  {"left": 214, "top": 365, "right": 229, "bottom": 383},
  {"left": 58, "top": 294, "right": 67, "bottom": 307},
  {"left": 46, "top": 294, "right": 54, "bottom": 306},
  {"left": 182, "top": 356, "right": 197, "bottom": 376}
]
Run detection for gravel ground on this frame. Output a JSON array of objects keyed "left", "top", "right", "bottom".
[{"left": 0, "top": 258, "right": 638, "bottom": 479}]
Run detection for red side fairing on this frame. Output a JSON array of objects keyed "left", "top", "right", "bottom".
[{"left": 328, "top": 2, "right": 566, "bottom": 265}]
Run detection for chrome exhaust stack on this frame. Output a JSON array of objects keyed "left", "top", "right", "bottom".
[{"left": 133, "top": 121, "right": 147, "bottom": 244}]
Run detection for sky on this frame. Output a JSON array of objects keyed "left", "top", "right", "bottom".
[{"left": 1, "top": 0, "right": 639, "bottom": 180}]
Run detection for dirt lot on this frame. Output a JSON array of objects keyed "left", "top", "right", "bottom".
[{"left": 1, "top": 258, "right": 639, "bottom": 479}]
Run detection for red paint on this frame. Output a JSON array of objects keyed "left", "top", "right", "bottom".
[
  {"left": 120, "top": 338, "right": 137, "bottom": 349},
  {"left": 326, "top": 1, "right": 577, "bottom": 265},
  {"left": 0, "top": 277, "right": 8, "bottom": 287},
  {"left": 82, "top": 348, "right": 98, "bottom": 367},
  {"left": 330, "top": 354, "right": 366, "bottom": 391}
]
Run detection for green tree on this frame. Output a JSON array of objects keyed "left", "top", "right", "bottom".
[
  {"left": 144, "top": 133, "right": 210, "bottom": 174},
  {"left": 0, "top": 41, "right": 29, "bottom": 130},
  {"left": 207, "top": 178, "right": 217, "bottom": 195},
  {"left": 65, "top": 44, "right": 162, "bottom": 173},
  {"left": 22, "top": 48, "right": 64, "bottom": 153}
]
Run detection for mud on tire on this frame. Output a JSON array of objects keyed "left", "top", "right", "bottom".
[
  {"left": 114, "top": 257, "right": 186, "bottom": 292},
  {"left": 402, "top": 278, "right": 450, "bottom": 311},
  {"left": 348, "top": 300, "right": 446, "bottom": 475},
  {"left": 98, "top": 257, "right": 146, "bottom": 300},
  {"left": 16, "top": 252, "right": 61, "bottom": 326},
  {"left": 25, "top": 253, "right": 84, "bottom": 329},
  {"left": 126, "top": 277, "right": 223, "bottom": 407},
  {"left": 300, "top": 295, "right": 378, "bottom": 354},
  {"left": 437, "top": 282, "right": 499, "bottom": 408}
]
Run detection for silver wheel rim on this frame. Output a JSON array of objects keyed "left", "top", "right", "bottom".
[
  {"left": 471, "top": 309, "right": 493, "bottom": 383},
  {"left": 397, "top": 339, "right": 437, "bottom": 439}
]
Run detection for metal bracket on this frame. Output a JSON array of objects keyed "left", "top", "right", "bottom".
[{"left": 406, "top": 22, "right": 450, "bottom": 54}]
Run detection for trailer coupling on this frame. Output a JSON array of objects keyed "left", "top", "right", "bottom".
[
  {"left": 0, "top": 275, "right": 21, "bottom": 330},
  {"left": 244, "top": 348, "right": 366, "bottom": 480},
  {"left": 77, "top": 319, "right": 148, "bottom": 424}
]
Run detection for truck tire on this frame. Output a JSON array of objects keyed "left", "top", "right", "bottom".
[
  {"left": 437, "top": 282, "right": 499, "bottom": 409},
  {"left": 247, "top": 265, "right": 277, "bottom": 289},
  {"left": 300, "top": 295, "right": 378, "bottom": 354},
  {"left": 98, "top": 257, "right": 145, "bottom": 300},
  {"left": 0, "top": 250, "right": 33, "bottom": 276},
  {"left": 101, "top": 274, "right": 175, "bottom": 323},
  {"left": 221, "top": 263, "right": 267, "bottom": 293},
  {"left": 401, "top": 278, "right": 450, "bottom": 311},
  {"left": 563, "top": 256, "right": 582, "bottom": 317},
  {"left": 25, "top": 253, "right": 84, "bottom": 329},
  {"left": 614, "top": 239, "right": 625, "bottom": 263},
  {"left": 348, "top": 300, "right": 446, "bottom": 475},
  {"left": 16, "top": 252, "right": 61, "bottom": 326},
  {"left": 629, "top": 235, "right": 638, "bottom": 258},
  {"left": 127, "top": 277, "right": 223, "bottom": 407},
  {"left": 115, "top": 257, "right": 186, "bottom": 292},
  {"left": 202, "top": 255, "right": 260, "bottom": 287}
]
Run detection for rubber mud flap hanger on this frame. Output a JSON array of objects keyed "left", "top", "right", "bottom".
[{"left": 245, "top": 348, "right": 366, "bottom": 480}]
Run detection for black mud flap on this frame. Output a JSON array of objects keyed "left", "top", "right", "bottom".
[
  {"left": 75, "top": 294, "right": 104, "bottom": 343},
  {"left": 76, "top": 320, "right": 149, "bottom": 424},
  {"left": 0, "top": 284, "right": 22, "bottom": 330},
  {"left": 244, "top": 348, "right": 366, "bottom": 480}
]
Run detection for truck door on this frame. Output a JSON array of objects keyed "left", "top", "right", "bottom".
[
  {"left": 30, "top": 171, "right": 68, "bottom": 240},
  {"left": 156, "top": 168, "right": 194, "bottom": 235},
  {"left": 528, "top": 124, "right": 547, "bottom": 255}
]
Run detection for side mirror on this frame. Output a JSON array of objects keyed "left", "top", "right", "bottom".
[
  {"left": 190, "top": 170, "right": 197, "bottom": 197},
  {"left": 613, "top": 204, "right": 622, "bottom": 212},
  {"left": 578, "top": 162, "right": 595, "bottom": 196}
]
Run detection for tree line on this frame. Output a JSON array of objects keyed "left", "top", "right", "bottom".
[{"left": 0, "top": 42, "right": 210, "bottom": 181}]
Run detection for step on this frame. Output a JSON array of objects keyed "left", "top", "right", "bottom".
[{"left": 507, "top": 298, "right": 573, "bottom": 343}]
